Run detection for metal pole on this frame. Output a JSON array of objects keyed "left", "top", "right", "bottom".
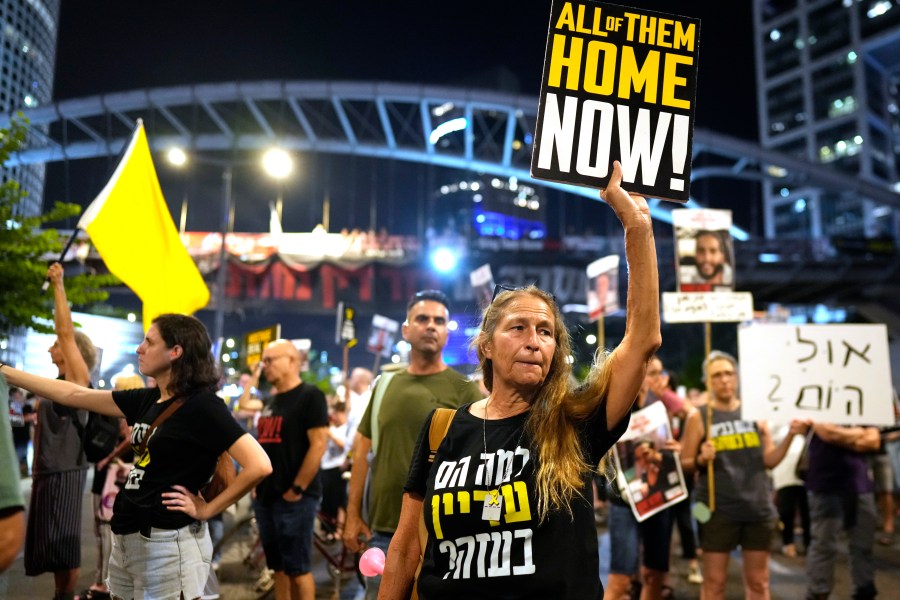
[{"left": 213, "top": 166, "right": 233, "bottom": 346}]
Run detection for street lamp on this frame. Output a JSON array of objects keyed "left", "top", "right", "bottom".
[
  {"left": 261, "top": 147, "right": 293, "bottom": 221},
  {"left": 165, "top": 145, "right": 295, "bottom": 346}
]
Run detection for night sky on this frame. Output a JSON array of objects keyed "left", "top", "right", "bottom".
[{"left": 47, "top": 1, "right": 761, "bottom": 232}]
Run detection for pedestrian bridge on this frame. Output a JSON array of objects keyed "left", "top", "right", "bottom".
[{"left": 5, "top": 80, "right": 898, "bottom": 236}]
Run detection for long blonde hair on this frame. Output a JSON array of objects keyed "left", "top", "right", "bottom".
[{"left": 474, "top": 286, "right": 616, "bottom": 520}]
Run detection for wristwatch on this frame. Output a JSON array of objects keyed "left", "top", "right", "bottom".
[{"left": 290, "top": 483, "right": 305, "bottom": 495}]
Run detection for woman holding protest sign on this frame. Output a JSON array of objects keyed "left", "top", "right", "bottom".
[
  {"left": 0, "top": 313, "right": 272, "bottom": 600},
  {"left": 377, "top": 162, "right": 660, "bottom": 599}
]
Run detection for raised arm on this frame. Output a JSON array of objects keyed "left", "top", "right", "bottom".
[
  {"left": 237, "top": 362, "right": 264, "bottom": 412},
  {"left": 48, "top": 263, "right": 91, "bottom": 387},
  {"left": 0, "top": 365, "right": 122, "bottom": 417},
  {"left": 600, "top": 162, "right": 662, "bottom": 429}
]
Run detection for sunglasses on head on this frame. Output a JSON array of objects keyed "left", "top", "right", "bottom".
[{"left": 490, "top": 284, "right": 557, "bottom": 304}]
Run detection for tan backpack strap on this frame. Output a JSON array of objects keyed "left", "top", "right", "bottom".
[
  {"left": 427, "top": 408, "right": 456, "bottom": 463},
  {"left": 414, "top": 407, "right": 457, "bottom": 600}
]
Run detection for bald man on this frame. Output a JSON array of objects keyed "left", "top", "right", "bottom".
[{"left": 252, "top": 340, "right": 329, "bottom": 600}]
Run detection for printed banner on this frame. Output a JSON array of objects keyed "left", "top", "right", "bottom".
[
  {"left": 738, "top": 324, "right": 894, "bottom": 425},
  {"left": 612, "top": 401, "right": 687, "bottom": 521},
  {"left": 367, "top": 314, "right": 400, "bottom": 358},
  {"left": 672, "top": 209, "right": 734, "bottom": 292},
  {"left": 662, "top": 291, "right": 753, "bottom": 323},
  {"left": 531, "top": 0, "right": 700, "bottom": 201},
  {"left": 586, "top": 254, "right": 620, "bottom": 321}
]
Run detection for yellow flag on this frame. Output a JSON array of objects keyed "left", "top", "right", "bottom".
[{"left": 77, "top": 121, "right": 209, "bottom": 330}]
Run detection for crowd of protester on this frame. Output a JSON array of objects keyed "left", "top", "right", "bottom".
[{"left": 1, "top": 174, "right": 899, "bottom": 600}]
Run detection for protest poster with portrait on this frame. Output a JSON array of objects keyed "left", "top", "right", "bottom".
[
  {"left": 586, "top": 254, "right": 620, "bottom": 321},
  {"left": 612, "top": 401, "right": 687, "bottom": 521},
  {"left": 470, "top": 263, "right": 496, "bottom": 310},
  {"left": 672, "top": 208, "right": 734, "bottom": 292},
  {"left": 366, "top": 314, "right": 400, "bottom": 359},
  {"left": 531, "top": 0, "right": 700, "bottom": 201}
]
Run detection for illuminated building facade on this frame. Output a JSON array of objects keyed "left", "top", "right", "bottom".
[
  {"left": 0, "top": 0, "right": 60, "bottom": 216},
  {"left": 754, "top": 0, "right": 900, "bottom": 240}
]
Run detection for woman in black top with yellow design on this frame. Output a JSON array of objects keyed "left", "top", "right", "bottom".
[
  {"left": 0, "top": 314, "right": 272, "bottom": 600},
  {"left": 379, "top": 162, "right": 662, "bottom": 600}
]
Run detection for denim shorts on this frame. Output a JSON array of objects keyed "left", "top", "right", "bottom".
[
  {"left": 107, "top": 521, "right": 211, "bottom": 600},
  {"left": 253, "top": 494, "right": 320, "bottom": 575}
]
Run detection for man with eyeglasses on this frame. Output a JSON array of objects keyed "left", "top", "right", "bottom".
[
  {"left": 680, "top": 351, "right": 807, "bottom": 600},
  {"left": 252, "top": 339, "right": 329, "bottom": 600},
  {"left": 344, "top": 290, "right": 482, "bottom": 599}
]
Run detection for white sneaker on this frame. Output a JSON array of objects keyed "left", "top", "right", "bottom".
[{"left": 688, "top": 564, "right": 703, "bottom": 584}]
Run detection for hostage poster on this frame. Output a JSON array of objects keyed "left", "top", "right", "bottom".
[
  {"left": 531, "top": 1, "right": 700, "bottom": 201},
  {"left": 612, "top": 401, "right": 687, "bottom": 520}
]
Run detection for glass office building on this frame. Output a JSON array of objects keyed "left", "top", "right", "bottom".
[
  {"left": 754, "top": 0, "right": 900, "bottom": 240},
  {"left": 0, "top": 0, "right": 60, "bottom": 216}
]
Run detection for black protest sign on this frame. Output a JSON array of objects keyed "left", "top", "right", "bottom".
[{"left": 531, "top": 1, "right": 700, "bottom": 202}]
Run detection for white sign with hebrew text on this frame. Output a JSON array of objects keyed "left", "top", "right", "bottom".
[
  {"left": 739, "top": 324, "right": 893, "bottom": 425},
  {"left": 663, "top": 292, "right": 753, "bottom": 323}
]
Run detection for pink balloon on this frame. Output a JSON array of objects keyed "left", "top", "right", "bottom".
[{"left": 358, "top": 547, "right": 386, "bottom": 577}]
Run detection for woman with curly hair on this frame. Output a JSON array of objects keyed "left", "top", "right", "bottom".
[{"left": 1, "top": 313, "right": 272, "bottom": 600}]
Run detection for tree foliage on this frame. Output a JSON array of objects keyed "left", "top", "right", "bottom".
[{"left": 0, "top": 116, "right": 118, "bottom": 336}]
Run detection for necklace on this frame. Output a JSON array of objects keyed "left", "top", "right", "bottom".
[{"left": 480, "top": 397, "right": 528, "bottom": 521}]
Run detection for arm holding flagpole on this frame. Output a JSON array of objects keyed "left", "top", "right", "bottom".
[
  {"left": 47, "top": 262, "right": 92, "bottom": 387},
  {"left": 40, "top": 232, "right": 81, "bottom": 292}
]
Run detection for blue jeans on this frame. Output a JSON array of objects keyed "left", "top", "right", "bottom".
[
  {"left": 806, "top": 491, "right": 877, "bottom": 599},
  {"left": 608, "top": 503, "right": 639, "bottom": 574},
  {"left": 364, "top": 531, "right": 393, "bottom": 600},
  {"left": 253, "top": 495, "right": 320, "bottom": 576}
]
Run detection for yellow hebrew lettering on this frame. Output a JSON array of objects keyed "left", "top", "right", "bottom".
[
  {"left": 457, "top": 490, "right": 471, "bottom": 514},
  {"left": 502, "top": 481, "right": 533, "bottom": 524},
  {"left": 431, "top": 494, "right": 444, "bottom": 539}
]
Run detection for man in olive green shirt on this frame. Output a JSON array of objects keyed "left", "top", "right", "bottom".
[{"left": 344, "top": 290, "right": 481, "bottom": 599}]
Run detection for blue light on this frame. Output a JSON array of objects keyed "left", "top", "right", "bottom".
[
  {"left": 759, "top": 253, "right": 781, "bottom": 263},
  {"left": 794, "top": 198, "right": 806, "bottom": 213},
  {"left": 430, "top": 248, "right": 458, "bottom": 273}
]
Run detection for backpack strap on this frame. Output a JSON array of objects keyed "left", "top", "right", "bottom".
[
  {"left": 369, "top": 370, "right": 397, "bottom": 456},
  {"left": 136, "top": 398, "right": 185, "bottom": 458},
  {"left": 427, "top": 408, "right": 457, "bottom": 463},
  {"left": 414, "top": 407, "right": 458, "bottom": 600}
]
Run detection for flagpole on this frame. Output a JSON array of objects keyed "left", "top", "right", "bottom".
[{"left": 41, "top": 229, "right": 81, "bottom": 292}]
